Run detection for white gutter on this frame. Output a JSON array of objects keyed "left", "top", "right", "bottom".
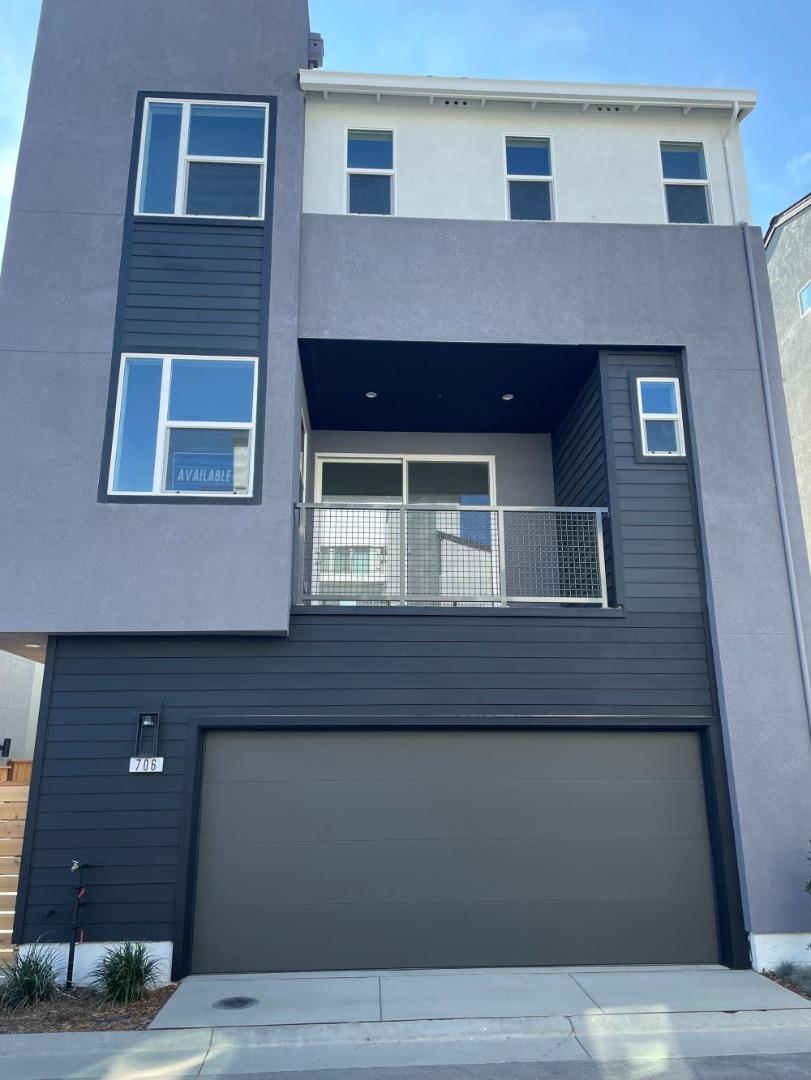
[
  {"left": 300, "top": 69, "right": 757, "bottom": 116},
  {"left": 740, "top": 224, "right": 811, "bottom": 742}
]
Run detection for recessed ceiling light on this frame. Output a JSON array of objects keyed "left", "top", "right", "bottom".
[
  {"left": 23, "top": 643, "right": 41, "bottom": 649},
  {"left": 501, "top": 393, "right": 515, "bottom": 401},
  {"left": 365, "top": 391, "right": 378, "bottom": 399}
]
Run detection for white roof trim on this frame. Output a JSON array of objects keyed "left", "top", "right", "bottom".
[{"left": 300, "top": 69, "right": 757, "bottom": 116}]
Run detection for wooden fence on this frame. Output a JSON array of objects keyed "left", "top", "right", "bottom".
[{"left": 0, "top": 783, "right": 29, "bottom": 960}]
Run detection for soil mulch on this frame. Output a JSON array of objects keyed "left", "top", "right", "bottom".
[
  {"left": 0, "top": 984, "right": 177, "bottom": 1034},
  {"left": 764, "top": 969, "right": 811, "bottom": 1002}
]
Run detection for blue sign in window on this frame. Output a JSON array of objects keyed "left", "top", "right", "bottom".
[{"left": 170, "top": 452, "right": 234, "bottom": 492}]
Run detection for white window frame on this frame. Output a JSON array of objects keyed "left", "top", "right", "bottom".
[
  {"left": 135, "top": 98, "right": 269, "bottom": 220},
  {"left": 504, "top": 135, "right": 555, "bottom": 222},
  {"left": 108, "top": 353, "right": 259, "bottom": 497},
  {"left": 799, "top": 278, "right": 811, "bottom": 318},
  {"left": 659, "top": 140, "right": 713, "bottom": 225},
  {"left": 314, "top": 453, "right": 497, "bottom": 504},
  {"left": 636, "top": 376, "right": 686, "bottom": 458},
  {"left": 345, "top": 128, "right": 395, "bottom": 216}
]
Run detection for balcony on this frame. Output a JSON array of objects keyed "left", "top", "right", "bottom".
[{"left": 296, "top": 503, "right": 608, "bottom": 607}]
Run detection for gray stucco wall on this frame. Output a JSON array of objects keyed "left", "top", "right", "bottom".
[
  {"left": 767, "top": 212, "right": 811, "bottom": 557},
  {"left": 0, "top": 0, "right": 310, "bottom": 635},
  {"left": 307, "top": 431, "right": 555, "bottom": 505},
  {"left": 299, "top": 213, "right": 811, "bottom": 937}
]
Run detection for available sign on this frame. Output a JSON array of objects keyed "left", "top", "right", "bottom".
[{"left": 170, "top": 452, "right": 234, "bottom": 492}]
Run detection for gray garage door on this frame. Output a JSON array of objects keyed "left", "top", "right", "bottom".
[{"left": 191, "top": 730, "right": 718, "bottom": 973}]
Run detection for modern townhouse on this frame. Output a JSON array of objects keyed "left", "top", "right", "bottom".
[
  {"left": 765, "top": 193, "right": 811, "bottom": 555},
  {"left": 1, "top": 0, "right": 810, "bottom": 982}
]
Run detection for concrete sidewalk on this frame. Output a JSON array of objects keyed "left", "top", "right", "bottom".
[
  {"left": 149, "top": 965, "right": 811, "bottom": 1029},
  {"left": 4, "top": 1012, "right": 811, "bottom": 1078},
  {"left": 1, "top": 967, "right": 811, "bottom": 1078}
]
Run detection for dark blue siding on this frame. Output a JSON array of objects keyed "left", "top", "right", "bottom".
[{"left": 122, "top": 221, "right": 264, "bottom": 355}]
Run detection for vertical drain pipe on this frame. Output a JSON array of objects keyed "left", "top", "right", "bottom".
[
  {"left": 741, "top": 223, "right": 811, "bottom": 739},
  {"left": 722, "top": 102, "right": 741, "bottom": 224}
]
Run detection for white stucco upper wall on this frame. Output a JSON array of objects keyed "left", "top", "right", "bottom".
[{"left": 301, "top": 74, "right": 753, "bottom": 226}]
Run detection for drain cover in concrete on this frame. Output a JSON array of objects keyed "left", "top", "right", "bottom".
[{"left": 213, "top": 996, "right": 259, "bottom": 1010}]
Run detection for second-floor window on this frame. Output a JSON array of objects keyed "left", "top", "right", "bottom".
[
  {"left": 637, "top": 377, "right": 685, "bottom": 457},
  {"left": 347, "top": 130, "right": 394, "bottom": 215},
  {"left": 799, "top": 280, "right": 811, "bottom": 317},
  {"left": 660, "top": 142, "right": 711, "bottom": 224},
  {"left": 505, "top": 137, "right": 553, "bottom": 221},
  {"left": 109, "top": 355, "right": 258, "bottom": 497},
  {"left": 136, "top": 99, "right": 269, "bottom": 219}
]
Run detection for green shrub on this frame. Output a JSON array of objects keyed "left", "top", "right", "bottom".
[
  {"left": 0, "top": 945, "right": 58, "bottom": 1010},
  {"left": 91, "top": 941, "right": 160, "bottom": 1005}
]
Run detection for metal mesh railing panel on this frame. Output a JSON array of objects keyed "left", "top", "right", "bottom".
[
  {"left": 298, "top": 505, "right": 606, "bottom": 606},
  {"left": 503, "top": 510, "right": 603, "bottom": 601}
]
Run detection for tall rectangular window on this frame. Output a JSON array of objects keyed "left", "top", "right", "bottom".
[
  {"left": 506, "top": 137, "right": 553, "bottom": 221},
  {"left": 799, "top": 280, "right": 811, "bottom": 317},
  {"left": 347, "top": 130, "right": 393, "bottom": 215},
  {"left": 637, "top": 377, "right": 685, "bottom": 457},
  {"left": 661, "top": 142, "right": 711, "bottom": 224},
  {"left": 136, "top": 99, "right": 268, "bottom": 219},
  {"left": 109, "top": 355, "right": 258, "bottom": 496}
]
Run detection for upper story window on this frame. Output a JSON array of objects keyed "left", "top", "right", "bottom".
[
  {"left": 109, "top": 354, "right": 258, "bottom": 497},
  {"left": 347, "top": 130, "right": 393, "bottom": 215},
  {"left": 136, "top": 99, "right": 269, "bottom": 219},
  {"left": 799, "top": 280, "right": 811, "bottom": 317},
  {"left": 660, "top": 142, "right": 711, "bottom": 224},
  {"left": 505, "top": 137, "right": 553, "bottom": 221},
  {"left": 636, "top": 377, "right": 685, "bottom": 457}
]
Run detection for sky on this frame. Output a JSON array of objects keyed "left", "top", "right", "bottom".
[{"left": 0, "top": 0, "right": 809, "bottom": 259}]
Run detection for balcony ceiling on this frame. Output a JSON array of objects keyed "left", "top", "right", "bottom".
[{"left": 299, "top": 339, "right": 599, "bottom": 433}]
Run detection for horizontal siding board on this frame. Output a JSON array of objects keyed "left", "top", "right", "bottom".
[
  {"left": 125, "top": 306, "right": 261, "bottom": 323},
  {"left": 123, "top": 319, "right": 260, "bottom": 336},
  {"left": 128, "top": 281, "right": 261, "bottom": 299},
  {"left": 49, "top": 673, "right": 710, "bottom": 693},
  {"left": 53, "top": 655, "right": 709, "bottom": 676},
  {"left": 122, "top": 332, "right": 260, "bottom": 352}
]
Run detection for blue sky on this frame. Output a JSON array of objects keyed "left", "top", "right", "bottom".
[{"left": 1, "top": 0, "right": 809, "bottom": 259}]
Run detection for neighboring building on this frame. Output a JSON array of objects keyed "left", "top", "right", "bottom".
[
  {"left": 0, "top": 650, "right": 43, "bottom": 762},
  {"left": 0, "top": 0, "right": 809, "bottom": 982},
  {"left": 765, "top": 192, "right": 811, "bottom": 552}
]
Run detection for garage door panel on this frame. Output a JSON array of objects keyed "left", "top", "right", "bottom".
[
  {"left": 201, "top": 730, "right": 703, "bottom": 783},
  {"left": 195, "top": 835, "right": 714, "bottom": 905},
  {"left": 192, "top": 897, "right": 719, "bottom": 973},
  {"left": 192, "top": 730, "right": 719, "bottom": 972},
  {"left": 199, "top": 777, "right": 710, "bottom": 844}
]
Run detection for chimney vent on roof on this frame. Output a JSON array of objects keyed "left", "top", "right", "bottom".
[{"left": 308, "top": 32, "right": 324, "bottom": 69}]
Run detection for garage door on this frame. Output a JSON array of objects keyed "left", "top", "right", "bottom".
[{"left": 191, "top": 730, "right": 719, "bottom": 973}]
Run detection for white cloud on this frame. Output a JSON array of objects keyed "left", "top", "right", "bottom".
[{"left": 788, "top": 150, "right": 811, "bottom": 188}]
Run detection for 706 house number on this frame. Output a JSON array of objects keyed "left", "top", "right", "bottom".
[{"left": 129, "top": 756, "right": 164, "bottom": 773}]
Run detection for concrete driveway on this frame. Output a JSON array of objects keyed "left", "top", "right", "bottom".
[{"left": 2, "top": 966, "right": 811, "bottom": 1078}]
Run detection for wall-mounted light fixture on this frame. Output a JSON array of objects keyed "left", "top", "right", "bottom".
[{"left": 130, "top": 702, "right": 164, "bottom": 772}]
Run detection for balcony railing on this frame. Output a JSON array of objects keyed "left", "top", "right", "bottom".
[{"left": 296, "top": 504, "right": 609, "bottom": 607}]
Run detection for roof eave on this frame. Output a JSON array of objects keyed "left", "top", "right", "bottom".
[{"left": 299, "top": 69, "right": 757, "bottom": 116}]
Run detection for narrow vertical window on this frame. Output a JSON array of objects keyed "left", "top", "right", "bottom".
[
  {"left": 136, "top": 99, "right": 268, "bottom": 218},
  {"left": 799, "top": 280, "right": 811, "bottom": 317},
  {"left": 347, "top": 130, "right": 393, "bottom": 215},
  {"left": 109, "top": 355, "right": 258, "bottom": 496},
  {"left": 506, "top": 137, "right": 553, "bottom": 221},
  {"left": 660, "top": 143, "right": 711, "bottom": 224},
  {"left": 637, "top": 377, "right": 685, "bottom": 457}
]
